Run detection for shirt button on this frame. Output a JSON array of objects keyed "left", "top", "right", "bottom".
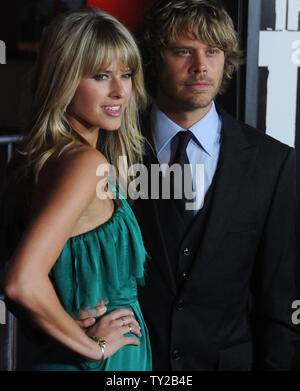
[
  {"left": 176, "top": 299, "right": 184, "bottom": 310},
  {"left": 183, "top": 248, "right": 190, "bottom": 256},
  {"left": 182, "top": 271, "right": 188, "bottom": 280},
  {"left": 172, "top": 349, "right": 181, "bottom": 361}
]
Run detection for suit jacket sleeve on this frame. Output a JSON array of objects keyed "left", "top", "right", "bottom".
[{"left": 251, "top": 148, "right": 300, "bottom": 370}]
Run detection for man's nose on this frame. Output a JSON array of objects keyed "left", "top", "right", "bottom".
[{"left": 190, "top": 52, "right": 207, "bottom": 74}]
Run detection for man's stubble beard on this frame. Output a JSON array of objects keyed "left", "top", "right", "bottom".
[
  {"left": 158, "top": 76, "right": 224, "bottom": 113},
  {"left": 171, "top": 94, "right": 216, "bottom": 112}
]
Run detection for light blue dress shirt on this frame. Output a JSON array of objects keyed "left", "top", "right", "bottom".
[{"left": 151, "top": 101, "right": 222, "bottom": 212}]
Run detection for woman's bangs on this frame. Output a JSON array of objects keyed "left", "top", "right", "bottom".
[{"left": 82, "top": 34, "right": 139, "bottom": 77}]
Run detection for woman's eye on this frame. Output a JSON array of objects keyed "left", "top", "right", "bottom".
[
  {"left": 92, "top": 73, "right": 108, "bottom": 81},
  {"left": 122, "top": 71, "right": 133, "bottom": 79}
]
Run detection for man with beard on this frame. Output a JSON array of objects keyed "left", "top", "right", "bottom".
[{"left": 133, "top": 0, "right": 300, "bottom": 370}]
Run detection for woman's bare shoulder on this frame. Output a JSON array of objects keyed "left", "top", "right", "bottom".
[
  {"left": 41, "top": 144, "right": 109, "bottom": 184},
  {"left": 57, "top": 143, "right": 108, "bottom": 170},
  {"left": 32, "top": 144, "right": 110, "bottom": 210}
]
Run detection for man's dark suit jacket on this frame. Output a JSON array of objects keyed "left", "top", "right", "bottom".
[{"left": 134, "top": 105, "right": 300, "bottom": 371}]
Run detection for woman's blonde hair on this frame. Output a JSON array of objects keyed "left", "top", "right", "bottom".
[
  {"left": 19, "top": 7, "right": 146, "bottom": 183},
  {"left": 140, "top": 0, "right": 243, "bottom": 96}
]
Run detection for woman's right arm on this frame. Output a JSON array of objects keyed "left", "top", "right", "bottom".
[{"left": 3, "top": 147, "right": 141, "bottom": 361}]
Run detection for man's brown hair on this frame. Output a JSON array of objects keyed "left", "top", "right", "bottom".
[{"left": 139, "top": 0, "right": 243, "bottom": 96}]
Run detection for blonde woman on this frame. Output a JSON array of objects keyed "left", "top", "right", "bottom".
[{"left": 3, "top": 8, "right": 151, "bottom": 371}]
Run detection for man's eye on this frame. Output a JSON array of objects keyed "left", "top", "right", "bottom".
[
  {"left": 208, "top": 48, "right": 218, "bottom": 55},
  {"left": 175, "top": 49, "right": 190, "bottom": 56},
  {"left": 92, "top": 73, "right": 108, "bottom": 81}
]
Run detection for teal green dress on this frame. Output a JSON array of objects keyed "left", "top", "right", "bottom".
[{"left": 29, "top": 193, "right": 152, "bottom": 371}]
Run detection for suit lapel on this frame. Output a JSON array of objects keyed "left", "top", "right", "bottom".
[
  {"left": 140, "top": 109, "right": 178, "bottom": 293},
  {"left": 183, "top": 108, "right": 259, "bottom": 278},
  {"left": 140, "top": 106, "right": 259, "bottom": 293}
]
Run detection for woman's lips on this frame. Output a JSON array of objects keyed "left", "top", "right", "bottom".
[{"left": 102, "top": 105, "right": 122, "bottom": 117}]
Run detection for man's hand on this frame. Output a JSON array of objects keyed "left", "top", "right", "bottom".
[{"left": 75, "top": 300, "right": 107, "bottom": 329}]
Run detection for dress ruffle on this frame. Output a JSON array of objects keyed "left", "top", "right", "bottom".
[{"left": 49, "top": 194, "right": 149, "bottom": 317}]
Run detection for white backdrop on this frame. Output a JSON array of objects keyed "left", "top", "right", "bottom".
[{"left": 259, "top": 0, "right": 300, "bottom": 148}]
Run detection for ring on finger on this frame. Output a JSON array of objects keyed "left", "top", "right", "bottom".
[{"left": 128, "top": 323, "right": 132, "bottom": 333}]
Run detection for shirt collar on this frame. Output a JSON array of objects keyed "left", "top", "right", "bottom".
[{"left": 151, "top": 101, "right": 220, "bottom": 157}]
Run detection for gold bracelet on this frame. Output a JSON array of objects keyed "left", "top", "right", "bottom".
[{"left": 89, "top": 335, "right": 106, "bottom": 361}]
